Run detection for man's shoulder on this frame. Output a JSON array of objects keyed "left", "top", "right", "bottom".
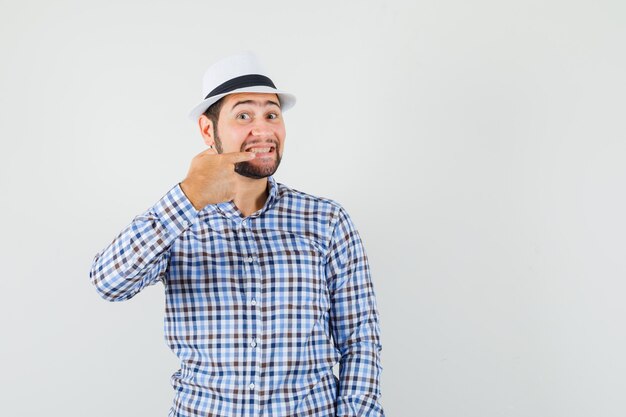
[
  {"left": 270, "top": 179, "right": 361, "bottom": 242},
  {"left": 274, "top": 180, "right": 345, "bottom": 215}
]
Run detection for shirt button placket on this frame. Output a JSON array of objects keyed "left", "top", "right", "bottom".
[
  {"left": 248, "top": 252, "right": 259, "bottom": 400},
  {"left": 239, "top": 218, "right": 261, "bottom": 412}
]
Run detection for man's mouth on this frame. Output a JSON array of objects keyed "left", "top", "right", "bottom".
[
  {"left": 245, "top": 144, "right": 276, "bottom": 156},
  {"left": 247, "top": 147, "right": 274, "bottom": 153}
]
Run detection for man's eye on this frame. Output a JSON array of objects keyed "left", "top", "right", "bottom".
[
  {"left": 237, "top": 113, "right": 251, "bottom": 120},
  {"left": 267, "top": 113, "right": 279, "bottom": 119}
]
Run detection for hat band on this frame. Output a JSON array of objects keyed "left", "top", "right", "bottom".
[{"left": 205, "top": 74, "right": 277, "bottom": 99}]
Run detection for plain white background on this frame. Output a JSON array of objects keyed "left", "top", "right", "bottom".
[{"left": 1, "top": 0, "right": 625, "bottom": 416}]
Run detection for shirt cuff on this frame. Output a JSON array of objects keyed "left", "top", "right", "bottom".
[
  {"left": 336, "top": 395, "right": 385, "bottom": 417},
  {"left": 150, "top": 183, "right": 200, "bottom": 236}
]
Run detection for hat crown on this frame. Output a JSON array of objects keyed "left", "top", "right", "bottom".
[
  {"left": 188, "top": 51, "right": 295, "bottom": 120},
  {"left": 202, "top": 52, "right": 269, "bottom": 98}
]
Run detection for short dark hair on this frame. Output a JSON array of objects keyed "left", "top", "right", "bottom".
[
  {"left": 202, "top": 97, "right": 225, "bottom": 152},
  {"left": 202, "top": 97, "right": 225, "bottom": 128}
]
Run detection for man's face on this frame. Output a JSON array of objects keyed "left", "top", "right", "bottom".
[{"left": 213, "top": 92, "right": 286, "bottom": 179}]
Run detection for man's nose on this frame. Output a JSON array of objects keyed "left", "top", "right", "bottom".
[{"left": 250, "top": 124, "right": 273, "bottom": 137}]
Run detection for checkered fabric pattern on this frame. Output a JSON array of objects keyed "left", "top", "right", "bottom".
[{"left": 89, "top": 175, "right": 385, "bottom": 417}]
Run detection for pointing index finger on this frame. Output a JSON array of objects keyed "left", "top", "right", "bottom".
[{"left": 224, "top": 151, "right": 257, "bottom": 163}]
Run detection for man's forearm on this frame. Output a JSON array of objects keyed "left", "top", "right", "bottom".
[{"left": 89, "top": 183, "right": 198, "bottom": 301}]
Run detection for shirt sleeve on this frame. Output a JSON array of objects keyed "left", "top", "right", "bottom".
[
  {"left": 89, "top": 183, "right": 199, "bottom": 302},
  {"left": 326, "top": 206, "right": 385, "bottom": 417}
]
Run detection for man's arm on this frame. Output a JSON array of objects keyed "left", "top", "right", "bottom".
[
  {"left": 89, "top": 149, "right": 256, "bottom": 301},
  {"left": 326, "top": 206, "right": 385, "bottom": 417},
  {"left": 89, "top": 183, "right": 198, "bottom": 301}
]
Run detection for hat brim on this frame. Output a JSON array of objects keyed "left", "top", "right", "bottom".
[{"left": 188, "top": 86, "right": 296, "bottom": 120}]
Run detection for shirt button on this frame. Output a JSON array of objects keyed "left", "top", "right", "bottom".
[
  {"left": 250, "top": 340, "right": 257, "bottom": 348},
  {"left": 245, "top": 256, "right": 255, "bottom": 263},
  {"left": 251, "top": 299, "right": 257, "bottom": 306},
  {"left": 249, "top": 383, "right": 255, "bottom": 390}
]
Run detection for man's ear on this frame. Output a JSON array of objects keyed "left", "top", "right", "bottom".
[{"left": 198, "top": 115, "right": 215, "bottom": 147}]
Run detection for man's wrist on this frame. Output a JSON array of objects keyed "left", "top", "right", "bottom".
[{"left": 179, "top": 180, "right": 204, "bottom": 211}]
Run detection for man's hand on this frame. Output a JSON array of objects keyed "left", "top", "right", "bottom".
[{"left": 180, "top": 147, "right": 256, "bottom": 210}]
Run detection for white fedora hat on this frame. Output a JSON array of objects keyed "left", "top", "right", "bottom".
[{"left": 188, "top": 51, "right": 296, "bottom": 120}]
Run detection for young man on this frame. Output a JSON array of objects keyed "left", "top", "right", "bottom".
[{"left": 89, "top": 52, "right": 385, "bottom": 417}]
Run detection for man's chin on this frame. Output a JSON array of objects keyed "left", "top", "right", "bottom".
[{"left": 234, "top": 161, "right": 280, "bottom": 179}]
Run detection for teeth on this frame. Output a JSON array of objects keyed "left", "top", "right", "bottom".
[{"left": 249, "top": 147, "right": 271, "bottom": 153}]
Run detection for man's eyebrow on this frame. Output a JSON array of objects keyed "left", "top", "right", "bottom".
[{"left": 231, "top": 100, "right": 281, "bottom": 111}]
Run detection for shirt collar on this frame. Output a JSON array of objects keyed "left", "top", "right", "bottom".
[{"left": 214, "top": 175, "right": 279, "bottom": 220}]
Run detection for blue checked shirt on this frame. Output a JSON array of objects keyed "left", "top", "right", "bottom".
[{"left": 89, "top": 175, "right": 385, "bottom": 417}]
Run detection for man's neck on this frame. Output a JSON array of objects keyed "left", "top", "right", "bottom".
[{"left": 232, "top": 176, "right": 270, "bottom": 218}]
